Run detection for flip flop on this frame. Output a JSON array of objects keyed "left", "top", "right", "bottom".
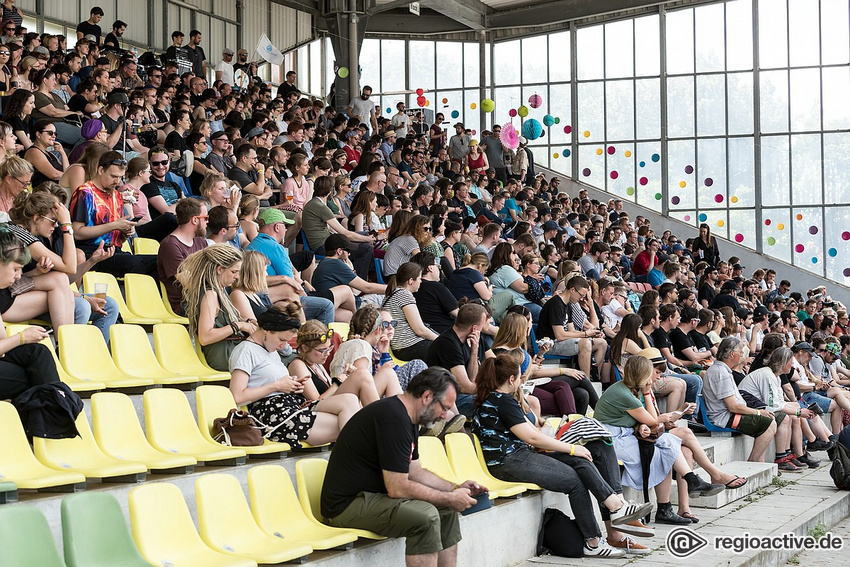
[
  {"left": 723, "top": 475, "right": 747, "bottom": 489},
  {"left": 679, "top": 511, "right": 699, "bottom": 523}
]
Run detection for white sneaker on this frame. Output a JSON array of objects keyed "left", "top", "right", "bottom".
[
  {"left": 583, "top": 542, "right": 627, "bottom": 558},
  {"left": 610, "top": 500, "right": 654, "bottom": 525}
]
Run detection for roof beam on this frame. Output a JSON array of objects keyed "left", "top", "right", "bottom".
[
  {"left": 487, "top": 0, "right": 665, "bottom": 28},
  {"left": 426, "top": 0, "right": 488, "bottom": 29},
  {"left": 269, "top": 0, "right": 321, "bottom": 18}
]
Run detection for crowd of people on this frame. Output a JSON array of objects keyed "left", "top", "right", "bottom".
[{"left": 0, "top": 4, "right": 849, "bottom": 564}]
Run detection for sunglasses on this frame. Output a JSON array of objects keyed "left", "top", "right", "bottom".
[
  {"left": 0, "top": 51, "right": 9, "bottom": 56},
  {"left": 310, "top": 329, "right": 336, "bottom": 343},
  {"left": 380, "top": 320, "right": 398, "bottom": 329},
  {"left": 107, "top": 158, "right": 127, "bottom": 167},
  {"left": 150, "top": 159, "right": 169, "bottom": 166}
]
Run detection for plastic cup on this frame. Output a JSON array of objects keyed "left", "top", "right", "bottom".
[{"left": 94, "top": 283, "right": 107, "bottom": 301}]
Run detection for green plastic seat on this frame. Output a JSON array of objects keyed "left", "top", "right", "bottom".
[
  {"left": 61, "top": 492, "right": 152, "bottom": 567},
  {"left": 0, "top": 504, "right": 67, "bottom": 566},
  {"left": 0, "top": 480, "right": 17, "bottom": 503}
]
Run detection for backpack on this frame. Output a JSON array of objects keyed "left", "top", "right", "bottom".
[
  {"left": 829, "top": 440, "right": 850, "bottom": 490},
  {"left": 536, "top": 508, "right": 584, "bottom": 558}
]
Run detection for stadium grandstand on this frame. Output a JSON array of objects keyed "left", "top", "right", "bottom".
[{"left": 0, "top": 0, "right": 848, "bottom": 565}]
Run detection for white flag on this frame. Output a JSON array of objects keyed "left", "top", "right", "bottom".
[{"left": 256, "top": 34, "right": 284, "bottom": 66}]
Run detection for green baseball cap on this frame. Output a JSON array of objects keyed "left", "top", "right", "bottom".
[{"left": 257, "top": 208, "right": 294, "bottom": 226}]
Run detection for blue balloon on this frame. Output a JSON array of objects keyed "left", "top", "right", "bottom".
[{"left": 521, "top": 119, "right": 543, "bottom": 141}]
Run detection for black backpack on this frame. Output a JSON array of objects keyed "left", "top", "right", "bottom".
[
  {"left": 536, "top": 508, "right": 584, "bottom": 558},
  {"left": 829, "top": 440, "right": 850, "bottom": 490}
]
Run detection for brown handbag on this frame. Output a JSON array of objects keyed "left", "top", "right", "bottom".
[{"left": 212, "top": 408, "right": 264, "bottom": 446}]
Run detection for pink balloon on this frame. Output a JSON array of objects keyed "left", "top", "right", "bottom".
[{"left": 509, "top": 108, "right": 517, "bottom": 117}]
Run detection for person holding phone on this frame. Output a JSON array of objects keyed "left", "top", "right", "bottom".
[
  {"left": 229, "top": 304, "right": 359, "bottom": 448},
  {"left": 120, "top": 156, "right": 178, "bottom": 242}
]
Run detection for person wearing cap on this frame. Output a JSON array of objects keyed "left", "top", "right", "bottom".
[
  {"left": 447, "top": 122, "right": 470, "bottom": 165},
  {"left": 233, "top": 48, "right": 249, "bottom": 73},
  {"left": 379, "top": 129, "right": 396, "bottom": 163},
  {"left": 709, "top": 280, "right": 742, "bottom": 311},
  {"left": 312, "top": 233, "right": 386, "bottom": 309},
  {"left": 100, "top": 89, "right": 147, "bottom": 158},
  {"left": 541, "top": 219, "right": 566, "bottom": 245},
  {"left": 216, "top": 48, "right": 235, "bottom": 85},
  {"left": 76, "top": 6, "right": 103, "bottom": 45}
]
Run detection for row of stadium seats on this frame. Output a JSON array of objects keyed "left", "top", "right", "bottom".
[{"left": 81, "top": 271, "right": 188, "bottom": 326}]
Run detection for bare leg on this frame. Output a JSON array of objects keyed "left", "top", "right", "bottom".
[
  {"left": 790, "top": 416, "right": 804, "bottom": 457},
  {"left": 375, "top": 365, "right": 403, "bottom": 398},
  {"left": 436, "top": 544, "right": 457, "bottom": 567},
  {"left": 336, "top": 369, "right": 380, "bottom": 406},
  {"left": 654, "top": 470, "right": 674, "bottom": 504},
  {"left": 775, "top": 415, "right": 792, "bottom": 453},
  {"left": 300, "top": 257, "right": 316, "bottom": 285},
  {"left": 665, "top": 379, "right": 687, "bottom": 414},
  {"left": 307, "top": 393, "right": 360, "bottom": 444},
  {"left": 528, "top": 394, "right": 542, "bottom": 424},
  {"left": 592, "top": 338, "right": 607, "bottom": 374},
  {"left": 35, "top": 271, "right": 75, "bottom": 327},
  {"left": 808, "top": 415, "right": 832, "bottom": 440},
  {"left": 668, "top": 427, "right": 741, "bottom": 485},
  {"left": 407, "top": 553, "right": 438, "bottom": 567},
  {"left": 330, "top": 284, "right": 357, "bottom": 315},
  {"left": 577, "top": 338, "right": 592, "bottom": 378},
  {"left": 830, "top": 403, "right": 842, "bottom": 433},
  {"left": 283, "top": 213, "right": 302, "bottom": 247},
  {"left": 748, "top": 419, "right": 777, "bottom": 462}
]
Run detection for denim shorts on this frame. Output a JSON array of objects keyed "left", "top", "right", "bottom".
[{"left": 801, "top": 391, "right": 832, "bottom": 413}]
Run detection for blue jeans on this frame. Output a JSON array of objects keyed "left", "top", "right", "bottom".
[
  {"left": 667, "top": 371, "right": 702, "bottom": 408},
  {"left": 73, "top": 295, "right": 120, "bottom": 345},
  {"left": 524, "top": 301, "right": 542, "bottom": 323},
  {"left": 300, "top": 295, "right": 333, "bottom": 325}
]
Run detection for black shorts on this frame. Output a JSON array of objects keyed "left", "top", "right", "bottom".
[
  {"left": 308, "top": 289, "right": 336, "bottom": 302},
  {"left": 0, "top": 287, "right": 14, "bottom": 314},
  {"left": 290, "top": 250, "right": 314, "bottom": 273}
]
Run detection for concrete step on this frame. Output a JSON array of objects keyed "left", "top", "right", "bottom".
[{"left": 671, "top": 460, "right": 778, "bottom": 509}]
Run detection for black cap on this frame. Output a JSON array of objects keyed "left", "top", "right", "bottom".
[
  {"left": 324, "top": 233, "right": 358, "bottom": 253},
  {"left": 792, "top": 341, "right": 814, "bottom": 353},
  {"left": 721, "top": 280, "right": 739, "bottom": 291},
  {"left": 754, "top": 306, "right": 769, "bottom": 318}
]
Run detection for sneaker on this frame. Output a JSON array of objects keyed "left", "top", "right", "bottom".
[
  {"left": 775, "top": 458, "right": 802, "bottom": 473},
  {"left": 610, "top": 501, "right": 655, "bottom": 525},
  {"left": 797, "top": 453, "right": 821, "bottom": 468},
  {"left": 617, "top": 519, "right": 654, "bottom": 538},
  {"left": 583, "top": 542, "right": 626, "bottom": 558},
  {"left": 808, "top": 438, "right": 834, "bottom": 452},
  {"left": 655, "top": 505, "right": 692, "bottom": 525},
  {"left": 439, "top": 414, "right": 467, "bottom": 438},
  {"left": 788, "top": 456, "right": 807, "bottom": 468},
  {"left": 420, "top": 419, "right": 445, "bottom": 437},
  {"left": 606, "top": 535, "right": 651, "bottom": 555}
]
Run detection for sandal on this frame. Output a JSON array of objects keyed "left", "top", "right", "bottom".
[
  {"left": 723, "top": 475, "right": 747, "bottom": 489},
  {"left": 678, "top": 511, "right": 699, "bottom": 523}
]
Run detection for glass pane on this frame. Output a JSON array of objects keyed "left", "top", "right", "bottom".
[
  {"left": 522, "top": 35, "right": 548, "bottom": 83},
  {"left": 360, "top": 39, "right": 380, "bottom": 93},
  {"left": 636, "top": 141, "right": 663, "bottom": 211},
  {"left": 667, "top": 76, "right": 695, "bottom": 138},
  {"left": 297, "top": 46, "right": 308, "bottom": 93},
  {"left": 548, "top": 84, "right": 571, "bottom": 146},
  {"left": 549, "top": 32, "right": 571, "bottom": 83},
  {"left": 788, "top": 0, "right": 820, "bottom": 67},
  {"left": 634, "top": 15, "right": 660, "bottom": 77},
  {"left": 727, "top": 73, "right": 754, "bottom": 135},
  {"left": 727, "top": 137, "right": 755, "bottom": 208},
  {"left": 761, "top": 135, "right": 790, "bottom": 206},
  {"left": 605, "top": 80, "right": 634, "bottom": 141},
  {"left": 409, "top": 41, "right": 435, "bottom": 91},
  {"left": 728, "top": 209, "right": 756, "bottom": 250},
  {"left": 438, "top": 90, "right": 463, "bottom": 128},
  {"left": 790, "top": 134, "right": 822, "bottom": 206},
  {"left": 485, "top": 43, "right": 491, "bottom": 86},
  {"left": 437, "top": 42, "right": 463, "bottom": 89},
  {"left": 529, "top": 145, "right": 549, "bottom": 170},
  {"left": 758, "top": 0, "right": 788, "bottom": 69},
  {"left": 464, "top": 43, "right": 480, "bottom": 87},
  {"left": 578, "top": 143, "right": 605, "bottom": 189},
  {"left": 494, "top": 40, "right": 520, "bottom": 84},
  {"left": 310, "top": 42, "right": 321, "bottom": 97},
  {"left": 822, "top": 67, "right": 850, "bottom": 130},
  {"left": 694, "top": 3, "right": 725, "bottom": 73},
  {"left": 381, "top": 39, "right": 405, "bottom": 92},
  {"left": 763, "top": 207, "right": 792, "bottom": 263},
  {"left": 670, "top": 209, "right": 696, "bottom": 227},
  {"left": 822, "top": 0, "right": 850, "bottom": 65},
  {"left": 697, "top": 138, "right": 727, "bottom": 209},
  {"left": 824, "top": 133, "right": 850, "bottom": 204},
  {"left": 550, "top": 143, "right": 572, "bottom": 176},
  {"left": 701, "top": 209, "right": 729, "bottom": 240},
  {"left": 789, "top": 68, "right": 821, "bottom": 132},
  {"left": 325, "top": 38, "right": 335, "bottom": 92},
  {"left": 577, "top": 82, "right": 604, "bottom": 143},
  {"left": 604, "top": 19, "right": 633, "bottom": 79},
  {"left": 668, "top": 140, "right": 696, "bottom": 210},
  {"left": 464, "top": 90, "right": 481, "bottom": 139},
  {"left": 636, "top": 78, "right": 661, "bottom": 140},
  {"left": 792, "top": 207, "right": 824, "bottom": 275},
  {"left": 759, "top": 70, "right": 789, "bottom": 134},
  {"left": 666, "top": 8, "right": 694, "bottom": 75},
  {"left": 494, "top": 86, "right": 521, "bottom": 130},
  {"left": 726, "top": 0, "right": 754, "bottom": 71},
  {"left": 824, "top": 207, "right": 850, "bottom": 282},
  {"left": 577, "top": 25, "right": 604, "bottom": 80},
  {"left": 696, "top": 74, "right": 726, "bottom": 137},
  {"left": 606, "top": 142, "right": 635, "bottom": 198}
]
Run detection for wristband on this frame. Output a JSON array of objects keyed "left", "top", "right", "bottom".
[
  {"left": 569, "top": 444, "right": 575, "bottom": 456},
  {"left": 331, "top": 376, "right": 342, "bottom": 387},
  {"left": 19, "top": 332, "right": 25, "bottom": 345}
]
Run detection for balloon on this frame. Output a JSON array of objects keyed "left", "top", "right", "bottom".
[
  {"left": 517, "top": 105, "right": 529, "bottom": 117},
  {"left": 425, "top": 100, "right": 430, "bottom": 106},
  {"left": 509, "top": 108, "right": 517, "bottom": 117},
  {"left": 521, "top": 119, "right": 543, "bottom": 140},
  {"left": 416, "top": 96, "right": 427, "bottom": 107},
  {"left": 543, "top": 115, "right": 555, "bottom": 127},
  {"left": 528, "top": 93, "right": 543, "bottom": 108},
  {"left": 338, "top": 67, "right": 349, "bottom": 78},
  {"left": 416, "top": 88, "right": 424, "bottom": 96},
  {"left": 481, "top": 99, "right": 495, "bottom": 112}
]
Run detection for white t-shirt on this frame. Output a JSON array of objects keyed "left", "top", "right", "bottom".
[
  {"left": 348, "top": 96, "right": 375, "bottom": 127},
  {"left": 215, "top": 60, "right": 234, "bottom": 85},
  {"left": 391, "top": 112, "right": 410, "bottom": 138},
  {"left": 601, "top": 298, "right": 627, "bottom": 329}
]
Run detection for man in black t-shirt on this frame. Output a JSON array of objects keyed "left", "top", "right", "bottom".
[
  {"left": 669, "top": 306, "right": 713, "bottom": 368},
  {"left": 698, "top": 266, "right": 718, "bottom": 308},
  {"left": 709, "top": 280, "right": 742, "bottom": 310},
  {"left": 144, "top": 147, "right": 183, "bottom": 219},
  {"left": 651, "top": 304, "right": 692, "bottom": 370},
  {"left": 412, "top": 251, "right": 458, "bottom": 334},
  {"left": 321, "top": 368, "right": 481, "bottom": 563},
  {"left": 425, "top": 302, "right": 488, "bottom": 417},
  {"left": 76, "top": 6, "right": 103, "bottom": 45}
]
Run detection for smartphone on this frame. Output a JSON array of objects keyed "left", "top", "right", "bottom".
[
  {"left": 130, "top": 216, "right": 144, "bottom": 222},
  {"left": 45, "top": 328, "right": 54, "bottom": 335}
]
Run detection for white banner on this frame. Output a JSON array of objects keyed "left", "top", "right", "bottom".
[{"left": 256, "top": 34, "right": 284, "bottom": 66}]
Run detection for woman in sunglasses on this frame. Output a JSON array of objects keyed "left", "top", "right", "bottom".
[
  {"left": 229, "top": 304, "right": 360, "bottom": 448},
  {"left": 24, "top": 120, "right": 68, "bottom": 187}
]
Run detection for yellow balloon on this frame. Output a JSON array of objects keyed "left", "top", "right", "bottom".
[
  {"left": 425, "top": 100, "right": 430, "bottom": 106},
  {"left": 730, "top": 196, "right": 738, "bottom": 203},
  {"left": 777, "top": 223, "right": 785, "bottom": 230},
  {"left": 470, "top": 102, "right": 477, "bottom": 110},
  {"left": 717, "top": 220, "right": 725, "bottom": 227},
  {"left": 583, "top": 130, "right": 590, "bottom": 138},
  {"left": 679, "top": 181, "right": 686, "bottom": 188},
  {"left": 596, "top": 148, "right": 603, "bottom": 155},
  {"left": 624, "top": 150, "right": 632, "bottom": 157}
]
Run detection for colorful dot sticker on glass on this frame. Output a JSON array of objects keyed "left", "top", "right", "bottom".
[
  {"left": 554, "top": 117, "right": 561, "bottom": 124},
  {"left": 714, "top": 194, "right": 724, "bottom": 203},
  {"left": 812, "top": 257, "right": 818, "bottom": 264},
  {"left": 386, "top": 107, "right": 391, "bottom": 113},
  {"left": 583, "top": 130, "right": 590, "bottom": 138},
  {"left": 705, "top": 178, "right": 714, "bottom": 186},
  {"left": 626, "top": 187, "right": 635, "bottom": 195},
  {"left": 563, "top": 149, "right": 571, "bottom": 157},
  {"left": 596, "top": 148, "right": 603, "bottom": 155},
  {"left": 730, "top": 196, "right": 738, "bottom": 203},
  {"left": 564, "top": 125, "right": 572, "bottom": 134},
  {"left": 582, "top": 168, "right": 591, "bottom": 177},
  {"left": 844, "top": 268, "right": 850, "bottom": 277},
  {"left": 684, "top": 215, "right": 691, "bottom": 221},
  {"left": 651, "top": 153, "right": 660, "bottom": 162},
  {"left": 843, "top": 231, "right": 850, "bottom": 240},
  {"left": 679, "top": 181, "right": 686, "bottom": 188},
  {"left": 624, "top": 150, "right": 632, "bottom": 157},
  {"left": 698, "top": 213, "right": 707, "bottom": 222},
  {"left": 655, "top": 193, "right": 662, "bottom": 200},
  {"left": 717, "top": 220, "right": 724, "bottom": 227},
  {"left": 639, "top": 161, "right": 645, "bottom": 167},
  {"left": 777, "top": 223, "right": 785, "bottom": 230},
  {"left": 553, "top": 153, "right": 559, "bottom": 159},
  {"left": 639, "top": 177, "right": 648, "bottom": 185},
  {"left": 735, "top": 234, "right": 744, "bottom": 243},
  {"left": 765, "top": 219, "right": 771, "bottom": 225},
  {"left": 796, "top": 214, "right": 803, "bottom": 221},
  {"left": 671, "top": 196, "right": 680, "bottom": 204},
  {"left": 767, "top": 237, "right": 776, "bottom": 246},
  {"left": 470, "top": 102, "right": 477, "bottom": 110},
  {"left": 684, "top": 165, "right": 694, "bottom": 174},
  {"left": 795, "top": 244, "right": 805, "bottom": 253},
  {"left": 809, "top": 226, "right": 818, "bottom": 235},
  {"left": 829, "top": 248, "right": 838, "bottom": 257},
  {"left": 610, "top": 171, "right": 619, "bottom": 179},
  {"left": 451, "top": 110, "right": 459, "bottom": 118},
  {"left": 442, "top": 97, "right": 448, "bottom": 104},
  {"left": 607, "top": 146, "right": 616, "bottom": 155}
]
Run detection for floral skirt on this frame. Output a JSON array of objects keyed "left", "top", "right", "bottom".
[{"left": 248, "top": 393, "right": 319, "bottom": 448}]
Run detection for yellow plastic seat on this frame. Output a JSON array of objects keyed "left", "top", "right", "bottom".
[
  {"left": 327, "top": 322, "right": 349, "bottom": 338},
  {"left": 417, "top": 436, "right": 461, "bottom": 484},
  {"left": 443, "top": 433, "right": 527, "bottom": 498},
  {"left": 143, "top": 388, "right": 247, "bottom": 465},
  {"left": 4, "top": 324, "right": 105, "bottom": 393},
  {"left": 58, "top": 325, "right": 154, "bottom": 389},
  {"left": 295, "top": 458, "right": 385, "bottom": 540},
  {"left": 388, "top": 347, "right": 409, "bottom": 366},
  {"left": 129, "top": 483, "right": 257, "bottom": 567},
  {"left": 248, "top": 465, "right": 358, "bottom": 550},
  {"left": 33, "top": 413, "right": 147, "bottom": 482},
  {"left": 471, "top": 434, "right": 541, "bottom": 491},
  {"left": 110, "top": 324, "right": 198, "bottom": 386},
  {"left": 82, "top": 272, "right": 161, "bottom": 325},
  {"left": 159, "top": 281, "right": 187, "bottom": 320},
  {"left": 0, "top": 401, "right": 86, "bottom": 491},
  {"left": 124, "top": 274, "right": 189, "bottom": 325},
  {"left": 121, "top": 240, "right": 131, "bottom": 253},
  {"left": 133, "top": 237, "right": 160, "bottom": 255},
  {"left": 153, "top": 323, "right": 230, "bottom": 382},
  {"left": 90, "top": 392, "right": 196, "bottom": 474},
  {"left": 195, "top": 385, "right": 291, "bottom": 457},
  {"left": 196, "top": 474, "right": 313, "bottom": 563}
]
